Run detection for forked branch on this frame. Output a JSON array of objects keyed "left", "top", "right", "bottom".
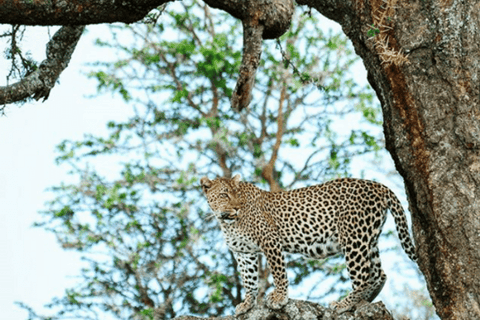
[{"left": 0, "top": 25, "right": 85, "bottom": 107}]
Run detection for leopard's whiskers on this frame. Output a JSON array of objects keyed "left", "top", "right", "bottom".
[{"left": 206, "top": 213, "right": 217, "bottom": 220}]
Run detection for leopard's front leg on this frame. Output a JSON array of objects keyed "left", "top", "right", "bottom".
[
  {"left": 234, "top": 252, "right": 259, "bottom": 316},
  {"left": 263, "top": 239, "right": 289, "bottom": 310}
]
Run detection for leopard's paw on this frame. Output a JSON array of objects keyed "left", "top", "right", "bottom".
[
  {"left": 235, "top": 298, "right": 256, "bottom": 316},
  {"left": 265, "top": 290, "right": 288, "bottom": 310},
  {"left": 330, "top": 299, "right": 355, "bottom": 314}
]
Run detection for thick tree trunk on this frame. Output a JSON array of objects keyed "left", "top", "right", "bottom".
[{"left": 298, "top": 0, "right": 480, "bottom": 319}]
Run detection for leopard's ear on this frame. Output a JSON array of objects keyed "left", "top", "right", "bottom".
[
  {"left": 232, "top": 174, "right": 242, "bottom": 186},
  {"left": 200, "top": 176, "right": 212, "bottom": 192}
]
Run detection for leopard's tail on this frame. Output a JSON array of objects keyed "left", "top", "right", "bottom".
[{"left": 386, "top": 189, "right": 417, "bottom": 262}]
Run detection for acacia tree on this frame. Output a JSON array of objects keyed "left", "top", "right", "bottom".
[
  {"left": 18, "top": 3, "right": 406, "bottom": 319},
  {"left": 2, "top": 0, "right": 479, "bottom": 319}
]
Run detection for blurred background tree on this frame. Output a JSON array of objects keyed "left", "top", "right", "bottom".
[{"left": 19, "top": 1, "right": 433, "bottom": 319}]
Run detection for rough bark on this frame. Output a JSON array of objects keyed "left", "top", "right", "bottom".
[
  {"left": 172, "top": 300, "right": 394, "bottom": 320},
  {"left": 296, "top": 0, "right": 480, "bottom": 319}
]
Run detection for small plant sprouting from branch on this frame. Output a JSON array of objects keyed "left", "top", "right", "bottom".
[{"left": 367, "top": 24, "right": 380, "bottom": 38}]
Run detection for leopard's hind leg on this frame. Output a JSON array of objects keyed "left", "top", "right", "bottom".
[
  {"left": 332, "top": 213, "right": 387, "bottom": 313},
  {"left": 331, "top": 238, "right": 374, "bottom": 313},
  {"left": 364, "top": 245, "right": 386, "bottom": 303}
]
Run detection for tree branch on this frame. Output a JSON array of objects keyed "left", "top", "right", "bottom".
[
  {"left": 203, "top": 0, "right": 295, "bottom": 40},
  {"left": 0, "top": 25, "right": 85, "bottom": 107},
  {"left": 0, "top": 0, "right": 171, "bottom": 25},
  {"left": 204, "top": 0, "right": 295, "bottom": 111},
  {"left": 1, "top": 0, "right": 293, "bottom": 111},
  {"left": 230, "top": 22, "right": 264, "bottom": 112}
]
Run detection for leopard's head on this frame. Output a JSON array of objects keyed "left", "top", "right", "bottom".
[{"left": 200, "top": 174, "right": 243, "bottom": 222}]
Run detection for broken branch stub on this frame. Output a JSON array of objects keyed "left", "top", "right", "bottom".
[
  {"left": 205, "top": 0, "right": 295, "bottom": 111},
  {"left": 230, "top": 21, "right": 264, "bottom": 112}
]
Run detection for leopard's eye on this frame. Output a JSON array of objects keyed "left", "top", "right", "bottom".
[{"left": 219, "top": 193, "right": 228, "bottom": 199}]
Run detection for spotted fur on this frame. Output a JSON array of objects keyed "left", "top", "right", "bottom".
[{"left": 200, "top": 174, "right": 416, "bottom": 315}]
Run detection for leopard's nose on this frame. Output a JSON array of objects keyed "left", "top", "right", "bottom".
[
  {"left": 220, "top": 212, "right": 230, "bottom": 219},
  {"left": 220, "top": 211, "right": 236, "bottom": 220}
]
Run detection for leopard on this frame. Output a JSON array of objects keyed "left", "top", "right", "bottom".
[{"left": 200, "top": 174, "right": 417, "bottom": 316}]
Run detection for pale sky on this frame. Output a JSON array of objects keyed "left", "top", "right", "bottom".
[{"left": 0, "top": 25, "right": 131, "bottom": 320}]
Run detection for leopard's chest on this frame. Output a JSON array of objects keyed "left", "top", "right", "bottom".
[{"left": 218, "top": 220, "right": 261, "bottom": 254}]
